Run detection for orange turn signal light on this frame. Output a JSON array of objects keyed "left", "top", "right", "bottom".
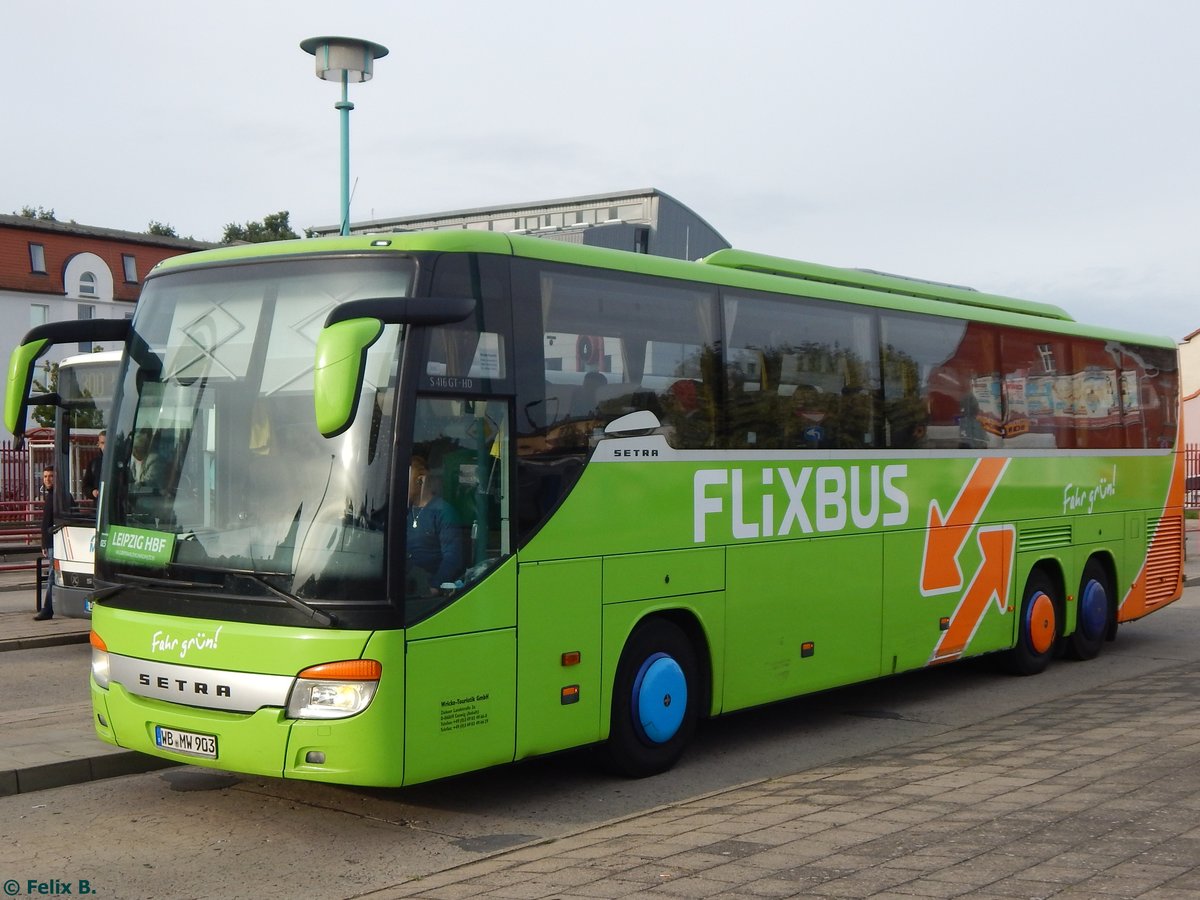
[{"left": 297, "top": 659, "right": 382, "bottom": 681}]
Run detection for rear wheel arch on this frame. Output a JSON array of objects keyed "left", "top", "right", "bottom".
[
  {"left": 652, "top": 609, "right": 713, "bottom": 717},
  {"left": 1089, "top": 551, "right": 1120, "bottom": 640}
]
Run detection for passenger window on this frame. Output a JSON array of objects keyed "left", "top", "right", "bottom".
[
  {"left": 530, "top": 267, "right": 718, "bottom": 453},
  {"left": 880, "top": 313, "right": 970, "bottom": 449},
  {"left": 723, "top": 291, "right": 878, "bottom": 449}
]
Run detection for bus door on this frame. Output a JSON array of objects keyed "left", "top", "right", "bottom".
[{"left": 401, "top": 395, "right": 518, "bottom": 785}]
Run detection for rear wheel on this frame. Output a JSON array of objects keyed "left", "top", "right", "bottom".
[
  {"left": 1004, "top": 569, "right": 1059, "bottom": 676},
  {"left": 605, "top": 618, "right": 699, "bottom": 777},
  {"left": 1066, "top": 559, "right": 1112, "bottom": 661}
]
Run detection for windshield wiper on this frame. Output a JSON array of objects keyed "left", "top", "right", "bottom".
[
  {"left": 90, "top": 583, "right": 128, "bottom": 603},
  {"left": 245, "top": 574, "right": 338, "bottom": 628},
  {"left": 94, "top": 566, "right": 337, "bottom": 628},
  {"left": 91, "top": 573, "right": 210, "bottom": 603}
]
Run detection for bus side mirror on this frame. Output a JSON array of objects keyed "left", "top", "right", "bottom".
[
  {"left": 4, "top": 318, "right": 130, "bottom": 436},
  {"left": 313, "top": 296, "right": 478, "bottom": 438},
  {"left": 4, "top": 338, "right": 50, "bottom": 436},
  {"left": 313, "top": 318, "right": 385, "bottom": 439},
  {"left": 605, "top": 410, "right": 662, "bottom": 436}
]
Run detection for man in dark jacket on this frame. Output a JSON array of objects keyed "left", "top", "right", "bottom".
[
  {"left": 82, "top": 432, "right": 106, "bottom": 502},
  {"left": 33, "top": 464, "right": 56, "bottom": 620}
]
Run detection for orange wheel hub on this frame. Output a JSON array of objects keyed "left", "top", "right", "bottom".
[{"left": 1028, "top": 591, "right": 1056, "bottom": 655}]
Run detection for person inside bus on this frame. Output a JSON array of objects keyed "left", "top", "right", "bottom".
[
  {"left": 82, "top": 432, "right": 106, "bottom": 502},
  {"left": 129, "top": 429, "right": 165, "bottom": 488},
  {"left": 572, "top": 370, "right": 607, "bottom": 419},
  {"left": 406, "top": 454, "right": 465, "bottom": 596}
]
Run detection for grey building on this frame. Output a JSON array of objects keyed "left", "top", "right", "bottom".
[{"left": 311, "top": 188, "right": 730, "bottom": 261}]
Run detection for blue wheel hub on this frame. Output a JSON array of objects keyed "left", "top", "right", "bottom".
[
  {"left": 631, "top": 652, "right": 687, "bottom": 744},
  {"left": 1079, "top": 579, "right": 1108, "bottom": 640}
]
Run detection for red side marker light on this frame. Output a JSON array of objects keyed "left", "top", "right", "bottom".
[{"left": 561, "top": 651, "right": 581, "bottom": 667}]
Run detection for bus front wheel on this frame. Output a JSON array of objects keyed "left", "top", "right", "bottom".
[
  {"left": 1004, "top": 569, "right": 1059, "bottom": 676},
  {"left": 605, "top": 618, "right": 699, "bottom": 778}
]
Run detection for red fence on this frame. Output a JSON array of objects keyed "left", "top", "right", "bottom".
[
  {"left": 1187, "top": 443, "right": 1200, "bottom": 511},
  {"left": 1, "top": 437, "right": 51, "bottom": 551},
  {"left": 1, "top": 440, "right": 30, "bottom": 503},
  {"left": 1, "top": 431, "right": 53, "bottom": 503}
]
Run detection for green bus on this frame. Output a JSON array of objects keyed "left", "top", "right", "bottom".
[{"left": 4, "top": 231, "right": 1186, "bottom": 786}]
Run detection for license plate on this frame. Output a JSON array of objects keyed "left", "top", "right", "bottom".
[{"left": 154, "top": 725, "right": 218, "bottom": 759}]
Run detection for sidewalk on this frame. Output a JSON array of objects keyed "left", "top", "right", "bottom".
[
  {"left": 0, "top": 558, "right": 91, "bottom": 650},
  {"left": 372, "top": 659, "right": 1200, "bottom": 899},
  {"left": 0, "top": 561, "right": 169, "bottom": 795}
]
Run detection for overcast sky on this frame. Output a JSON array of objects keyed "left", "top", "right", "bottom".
[{"left": 7, "top": 1, "right": 1197, "bottom": 341}]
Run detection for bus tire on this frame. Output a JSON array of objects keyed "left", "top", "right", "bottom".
[
  {"left": 1004, "top": 569, "right": 1059, "bottom": 676},
  {"left": 1066, "top": 559, "right": 1112, "bottom": 661},
  {"left": 605, "top": 618, "right": 699, "bottom": 778}
]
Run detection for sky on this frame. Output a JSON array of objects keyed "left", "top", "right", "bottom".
[{"left": 6, "top": 1, "right": 1198, "bottom": 341}]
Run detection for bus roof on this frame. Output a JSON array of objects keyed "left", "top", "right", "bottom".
[
  {"left": 698, "top": 249, "right": 1075, "bottom": 323},
  {"left": 147, "top": 232, "right": 1174, "bottom": 349}
]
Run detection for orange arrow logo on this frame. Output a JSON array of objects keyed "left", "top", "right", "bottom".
[
  {"left": 930, "top": 525, "right": 1015, "bottom": 664},
  {"left": 920, "top": 457, "right": 1009, "bottom": 595}
]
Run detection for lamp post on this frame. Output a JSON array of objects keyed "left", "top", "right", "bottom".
[{"left": 300, "top": 36, "right": 389, "bottom": 236}]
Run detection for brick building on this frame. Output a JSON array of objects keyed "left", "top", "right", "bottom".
[{"left": 0, "top": 214, "right": 212, "bottom": 441}]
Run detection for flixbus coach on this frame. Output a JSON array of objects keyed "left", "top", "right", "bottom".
[{"left": 3, "top": 232, "right": 1185, "bottom": 786}]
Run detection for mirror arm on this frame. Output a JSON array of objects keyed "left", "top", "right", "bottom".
[{"left": 323, "top": 296, "right": 476, "bottom": 328}]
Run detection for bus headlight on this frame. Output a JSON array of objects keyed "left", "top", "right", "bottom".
[
  {"left": 286, "top": 659, "right": 381, "bottom": 719},
  {"left": 90, "top": 632, "right": 110, "bottom": 689}
]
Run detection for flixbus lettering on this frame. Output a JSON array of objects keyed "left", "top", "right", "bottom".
[{"left": 693, "top": 464, "right": 909, "bottom": 542}]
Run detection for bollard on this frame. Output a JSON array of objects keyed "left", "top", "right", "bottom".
[{"left": 35, "top": 554, "right": 44, "bottom": 612}]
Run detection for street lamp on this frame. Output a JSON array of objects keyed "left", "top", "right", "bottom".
[{"left": 300, "top": 35, "right": 389, "bottom": 236}]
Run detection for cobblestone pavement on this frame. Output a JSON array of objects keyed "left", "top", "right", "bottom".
[{"left": 369, "top": 662, "right": 1200, "bottom": 899}]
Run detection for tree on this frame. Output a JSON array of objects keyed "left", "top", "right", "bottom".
[
  {"left": 16, "top": 205, "right": 57, "bottom": 221},
  {"left": 146, "top": 220, "right": 178, "bottom": 237},
  {"left": 222, "top": 211, "right": 300, "bottom": 244},
  {"left": 30, "top": 363, "right": 60, "bottom": 429}
]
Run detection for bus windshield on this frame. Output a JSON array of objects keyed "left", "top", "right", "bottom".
[{"left": 98, "top": 256, "right": 413, "bottom": 617}]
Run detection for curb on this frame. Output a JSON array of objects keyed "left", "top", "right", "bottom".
[
  {"left": 0, "top": 631, "right": 90, "bottom": 653},
  {"left": 0, "top": 751, "right": 176, "bottom": 798}
]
